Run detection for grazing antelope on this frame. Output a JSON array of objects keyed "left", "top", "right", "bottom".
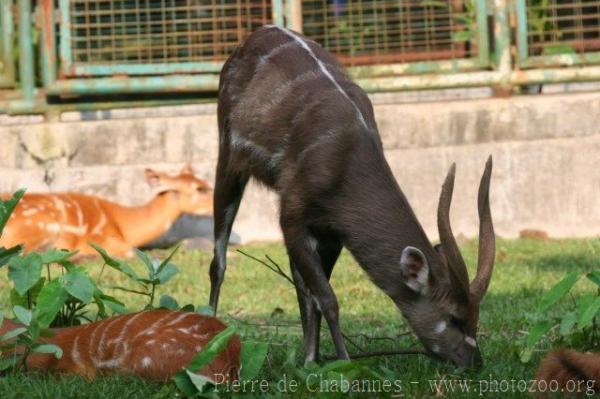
[
  {"left": 209, "top": 26, "right": 495, "bottom": 367},
  {"left": 0, "top": 310, "right": 240, "bottom": 381},
  {"left": 535, "top": 349, "right": 599, "bottom": 397},
  {"left": 0, "top": 166, "right": 213, "bottom": 258}
]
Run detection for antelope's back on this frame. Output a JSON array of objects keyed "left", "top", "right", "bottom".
[{"left": 218, "top": 26, "right": 378, "bottom": 187}]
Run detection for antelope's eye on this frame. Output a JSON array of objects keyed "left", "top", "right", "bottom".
[{"left": 450, "top": 315, "right": 466, "bottom": 331}]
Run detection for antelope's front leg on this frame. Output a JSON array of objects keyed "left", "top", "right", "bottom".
[{"left": 280, "top": 206, "right": 349, "bottom": 361}]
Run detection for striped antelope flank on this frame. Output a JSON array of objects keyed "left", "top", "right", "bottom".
[
  {"left": 0, "top": 165, "right": 213, "bottom": 258},
  {"left": 210, "top": 26, "right": 495, "bottom": 368},
  {"left": 0, "top": 310, "right": 240, "bottom": 381}
]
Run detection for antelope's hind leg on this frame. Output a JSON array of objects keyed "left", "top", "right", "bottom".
[{"left": 208, "top": 149, "right": 249, "bottom": 313}]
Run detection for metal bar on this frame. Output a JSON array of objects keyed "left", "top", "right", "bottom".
[
  {"left": 46, "top": 74, "right": 220, "bottom": 95},
  {"left": 272, "top": 0, "right": 284, "bottom": 27},
  {"left": 493, "top": 0, "right": 512, "bottom": 88},
  {"left": 287, "top": 0, "right": 303, "bottom": 32},
  {"left": 18, "top": 0, "right": 35, "bottom": 102},
  {"left": 515, "top": 0, "right": 529, "bottom": 66},
  {"left": 63, "top": 61, "right": 225, "bottom": 77},
  {"left": 510, "top": 65, "right": 600, "bottom": 85},
  {"left": 520, "top": 52, "right": 600, "bottom": 69},
  {"left": 0, "top": 0, "right": 15, "bottom": 87},
  {"left": 39, "top": 0, "right": 57, "bottom": 87},
  {"left": 58, "top": 0, "right": 72, "bottom": 77},
  {"left": 350, "top": 58, "right": 488, "bottom": 79},
  {"left": 476, "top": 0, "right": 490, "bottom": 66},
  {"left": 356, "top": 71, "right": 503, "bottom": 92}
]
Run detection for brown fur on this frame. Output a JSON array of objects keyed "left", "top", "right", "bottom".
[
  {"left": 0, "top": 310, "right": 240, "bottom": 382},
  {"left": 535, "top": 349, "right": 600, "bottom": 397}
]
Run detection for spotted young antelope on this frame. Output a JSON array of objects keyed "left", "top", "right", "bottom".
[
  {"left": 0, "top": 310, "right": 240, "bottom": 381},
  {"left": 0, "top": 165, "right": 213, "bottom": 258},
  {"left": 209, "top": 26, "right": 496, "bottom": 367}
]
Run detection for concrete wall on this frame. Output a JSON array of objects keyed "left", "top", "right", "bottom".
[{"left": 1, "top": 91, "right": 599, "bottom": 243}]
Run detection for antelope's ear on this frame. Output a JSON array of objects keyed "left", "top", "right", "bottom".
[
  {"left": 181, "top": 163, "right": 194, "bottom": 175},
  {"left": 400, "top": 246, "right": 430, "bottom": 295},
  {"left": 145, "top": 169, "right": 162, "bottom": 186}
]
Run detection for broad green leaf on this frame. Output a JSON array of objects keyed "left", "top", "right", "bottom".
[
  {"left": 318, "top": 359, "right": 360, "bottom": 374},
  {"left": 40, "top": 249, "right": 77, "bottom": 265},
  {"left": 184, "top": 369, "right": 216, "bottom": 396},
  {"left": 586, "top": 271, "right": 600, "bottom": 288},
  {"left": 0, "top": 356, "right": 19, "bottom": 371},
  {"left": 33, "top": 343, "right": 63, "bottom": 359},
  {"left": 36, "top": 279, "right": 69, "bottom": 327},
  {"left": 1, "top": 327, "right": 27, "bottom": 341},
  {"left": 61, "top": 270, "right": 95, "bottom": 304},
  {"left": 155, "top": 245, "right": 180, "bottom": 276},
  {"left": 560, "top": 312, "right": 577, "bottom": 336},
  {"left": 9, "top": 277, "right": 45, "bottom": 309},
  {"left": 173, "top": 370, "right": 200, "bottom": 397},
  {"left": 159, "top": 294, "right": 179, "bottom": 310},
  {"left": 0, "top": 245, "right": 23, "bottom": 268},
  {"left": 0, "top": 190, "right": 25, "bottom": 235},
  {"left": 186, "top": 325, "right": 236, "bottom": 371},
  {"left": 196, "top": 305, "right": 214, "bottom": 316},
  {"left": 97, "top": 294, "right": 127, "bottom": 314},
  {"left": 134, "top": 249, "right": 155, "bottom": 276},
  {"left": 13, "top": 305, "right": 32, "bottom": 326},
  {"left": 240, "top": 341, "right": 269, "bottom": 381},
  {"left": 89, "top": 243, "right": 141, "bottom": 283},
  {"left": 578, "top": 296, "right": 600, "bottom": 328},
  {"left": 155, "top": 263, "right": 179, "bottom": 284},
  {"left": 525, "top": 320, "right": 553, "bottom": 348},
  {"left": 537, "top": 272, "right": 580, "bottom": 313},
  {"left": 8, "top": 254, "right": 44, "bottom": 296}
]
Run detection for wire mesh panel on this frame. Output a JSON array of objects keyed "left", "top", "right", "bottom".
[
  {"left": 302, "top": 0, "right": 485, "bottom": 67},
  {"left": 517, "top": 0, "right": 600, "bottom": 67},
  {"left": 59, "top": 0, "right": 274, "bottom": 76},
  {"left": 526, "top": 0, "right": 600, "bottom": 55}
]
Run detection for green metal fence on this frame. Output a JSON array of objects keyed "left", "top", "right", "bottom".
[
  {"left": 2, "top": 0, "right": 600, "bottom": 116},
  {"left": 516, "top": 0, "right": 600, "bottom": 68},
  {"left": 0, "top": 0, "right": 15, "bottom": 88},
  {"left": 302, "top": 0, "right": 490, "bottom": 75}
]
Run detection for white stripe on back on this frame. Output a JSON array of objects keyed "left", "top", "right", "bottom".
[{"left": 274, "top": 27, "right": 368, "bottom": 130}]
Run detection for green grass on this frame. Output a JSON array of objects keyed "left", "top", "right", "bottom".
[{"left": 1, "top": 238, "right": 599, "bottom": 398}]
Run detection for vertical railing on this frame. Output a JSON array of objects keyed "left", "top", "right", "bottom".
[{"left": 0, "top": 0, "right": 15, "bottom": 89}]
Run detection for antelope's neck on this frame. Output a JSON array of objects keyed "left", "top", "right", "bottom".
[
  {"left": 108, "top": 192, "right": 181, "bottom": 247},
  {"left": 336, "top": 149, "right": 438, "bottom": 297}
]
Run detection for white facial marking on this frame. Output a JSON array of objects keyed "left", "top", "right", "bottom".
[
  {"left": 275, "top": 27, "right": 368, "bottom": 130},
  {"left": 433, "top": 320, "right": 447, "bottom": 335},
  {"left": 465, "top": 336, "right": 477, "bottom": 347}
]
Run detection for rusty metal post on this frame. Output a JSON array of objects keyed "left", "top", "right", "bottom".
[{"left": 286, "top": 0, "right": 303, "bottom": 32}]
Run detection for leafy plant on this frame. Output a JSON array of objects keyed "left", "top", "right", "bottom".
[
  {"left": 91, "top": 243, "right": 180, "bottom": 309},
  {"left": 521, "top": 270, "right": 600, "bottom": 362}
]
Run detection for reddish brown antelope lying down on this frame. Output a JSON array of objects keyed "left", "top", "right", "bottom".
[
  {"left": 209, "top": 26, "right": 495, "bottom": 368},
  {"left": 0, "top": 310, "right": 240, "bottom": 381},
  {"left": 0, "top": 166, "right": 213, "bottom": 258}
]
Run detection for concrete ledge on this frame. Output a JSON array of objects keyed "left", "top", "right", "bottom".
[{"left": 1, "top": 91, "right": 599, "bottom": 242}]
